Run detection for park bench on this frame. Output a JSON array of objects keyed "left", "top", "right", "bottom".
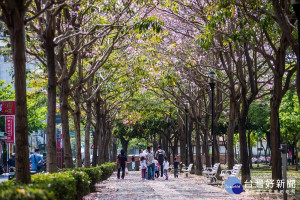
[
  {"left": 220, "top": 164, "right": 242, "bottom": 185},
  {"left": 203, "top": 163, "right": 220, "bottom": 183},
  {"left": 182, "top": 163, "right": 193, "bottom": 177}
]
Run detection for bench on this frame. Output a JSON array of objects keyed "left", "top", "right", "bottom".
[
  {"left": 203, "top": 163, "right": 220, "bottom": 183},
  {"left": 182, "top": 163, "right": 193, "bottom": 177},
  {"left": 220, "top": 164, "right": 242, "bottom": 185}
]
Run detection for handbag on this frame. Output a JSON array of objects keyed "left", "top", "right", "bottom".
[{"left": 116, "top": 163, "right": 120, "bottom": 169}]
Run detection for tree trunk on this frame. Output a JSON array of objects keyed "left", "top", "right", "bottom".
[
  {"left": 188, "top": 120, "right": 194, "bottom": 172},
  {"left": 44, "top": 8, "right": 57, "bottom": 173},
  {"left": 297, "top": 66, "right": 300, "bottom": 106},
  {"left": 112, "top": 137, "right": 117, "bottom": 162},
  {"left": 172, "top": 137, "right": 178, "bottom": 161},
  {"left": 74, "top": 101, "right": 82, "bottom": 167},
  {"left": 84, "top": 99, "right": 91, "bottom": 168},
  {"left": 96, "top": 112, "right": 104, "bottom": 165},
  {"left": 203, "top": 114, "right": 211, "bottom": 167},
  {"left": 6, "top": 0, "right": 30, "bottom": 183},
  {"left": 83, "top": 76, "right": 93, "bottom": 167},
  {"left": 153, "top": 133, "right": 158, "bottom": 152},
  {"left": 98, "top": 115, "right": 110, "bottom": 165},
  {"left": 213, "top": 123, "right": 220, "bottom": 163},
  {"left": 195, "top": 120, "right": 202, "bottom": 175},
  {"left": 92, "top": 128, "right": 98, "bottom": 167},
  {"left": 164, "top": 134, "right": 169, "bottom": 159},
  {"left": 248, "top": 131, "right": 253, "bottom": 169},
  {"left": 238, "top": 110, "right": 251, "bottom": 184},
  {"left": 120, "top": 136, "right": 129, "bottom": 154},
  {"left": 59, "top": 80, "right": 73, "bottom": 168},
  {"left": 295, "top": 138, "right": 299, "bottom": 171},
  {"left": 104, "top": 127, "right": 111, "bottom": 162},
  {"left": 227, "top": 97, "right": 236, "bottom": 169},
  {"left": 270, "top": 97, "right": 282, "bottom": 190}
]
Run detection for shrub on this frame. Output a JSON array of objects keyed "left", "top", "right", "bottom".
[
  {"left": 65, "top": 170, "right": 90, "bottom": 199},
  {"left": 31, "top": 172, "right": 76, "bottom": 200},
  {"left": 99, "top": 162, "right": 115, "bottom": 181},
  {"left": 0, "top": 185, "right": 55, "bottom": 200},
  {"left": 63, "top": 167, "right": 102, "bottom": 192},
  {"left": 0, "top": 180, "right": 15, "bottom": 191}
]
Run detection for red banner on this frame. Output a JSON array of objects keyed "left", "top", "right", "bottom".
[
  {"left": 57, "top": 141, "right": 61, "bottom": 148},
  {"left": 6, "top": 116, "right": 15, "bottom": 143},
  {"left": 0, "top": 101, "right": 15, "bottom": 115}
]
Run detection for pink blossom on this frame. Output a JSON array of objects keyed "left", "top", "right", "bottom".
[
  {"left": 123, "top": 119, "right": 129, "bottom": 125},
  {"left": 70, "top": 11, "right": 78, "bottom": 16},
  {"left": 176, "top": 39, "right": 182, "bottom": 45},
  {"left": 163, "top": 38, "right": 169, "bottom": 43}
]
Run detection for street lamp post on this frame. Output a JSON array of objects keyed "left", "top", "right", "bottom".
[
  {"left": 184, "top": 100, "right": 189, "bottom": 168},
  {"left": 209, "top": 71, "right": 216, "bottom": 166},
  {"left": 279, "top": 144, "right": 288, "bottom": 200}
]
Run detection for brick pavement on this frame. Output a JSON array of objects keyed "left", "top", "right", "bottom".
[{"left": 83, "top": 171, "right": 266, "bottom": 200}]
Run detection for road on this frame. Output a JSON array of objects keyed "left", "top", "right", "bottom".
[{"left": 83, "top": 171, "right": 258, "bottom": 200}]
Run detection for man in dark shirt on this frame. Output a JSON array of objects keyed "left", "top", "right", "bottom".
[
  {"left": 8, "top": 153, "right": 15, "bottom": 167},
  {"left": 173, "top": 157, "right": 179, "bottom": 178},
  {"left": 116, "top": 149, "right": 127, "bottom": 179}
]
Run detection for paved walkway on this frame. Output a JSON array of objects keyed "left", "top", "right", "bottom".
[{"left": 84, "top": 171, "right": 260, "bottom": 200}]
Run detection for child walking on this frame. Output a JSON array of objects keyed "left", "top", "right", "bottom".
[
  {"left": 163, "top": 157, "right": 169, "bottom": 180},
  {"left": 155, "top": 160, "right": 160, "bottom": 178},
  {"left": 173, "top": 157, "right": 179, "bottom": 178},
  {"left": 141, "top": 157, "right": 147, "bottom": 179}
]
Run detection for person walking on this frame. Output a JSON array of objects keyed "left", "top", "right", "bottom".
[
  {"left": 145, "top": 146, "right": 155, "bottom": 180},
  {"left": 29, "top": 148, "right": 44, "bottom": 171},
  {"left": 140, "top": 157, "right": 147, "bottom": 179},
  {"left": 163, "top": 157, "right": 169, "bottom": 180},
  {"left": 155, "top": 145, "right": 165, "bottom": 177},
  {"left": 153, "top": 159, "right": 160, "bottom": 178},
  {"left": 139, "top": 148, "right": 146, "bottom": 159},
  {"left": 7, "top": 153, "right": 15, "bottom": 167},
  {"left": 139, "top": 148, "right": 146, "bottom": 176},
  {"left": 116, "top": 150, "right": 127, "bottom": 179},
  {"left": 131, "top": 155, "right": 135, "bottom": 170},
  {"left": 288, "top": 150, "right": 292, "bottom": 165},
  {"left": 173, "top": 157, "right": 179, "bottom": 178}
]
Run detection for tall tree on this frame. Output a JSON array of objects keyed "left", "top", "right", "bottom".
[{"left": 0, "top": 0, "right": 31, "bottom": 183}]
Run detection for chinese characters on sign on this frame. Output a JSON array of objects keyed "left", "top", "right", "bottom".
[
  {"left": 6, "top": 116, "right": 15, "bottom": 143},
  {"left": 244, "top": 179, "right": 296, "bottom": 194},
  {"left": 0, "top": 101, "right": 15, "bottom": 115}
]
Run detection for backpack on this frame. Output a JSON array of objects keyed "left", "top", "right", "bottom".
[{"left": 157, "top": 150, "right": 164, "bottom": 163}]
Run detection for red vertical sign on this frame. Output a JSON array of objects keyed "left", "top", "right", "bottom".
[{"left": 6, "top": 116, "right": 14, "bottom": 143}]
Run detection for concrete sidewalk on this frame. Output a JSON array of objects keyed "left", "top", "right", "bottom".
[{"left": 84, "top": 171, "right": 258, "bottom": 200}]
